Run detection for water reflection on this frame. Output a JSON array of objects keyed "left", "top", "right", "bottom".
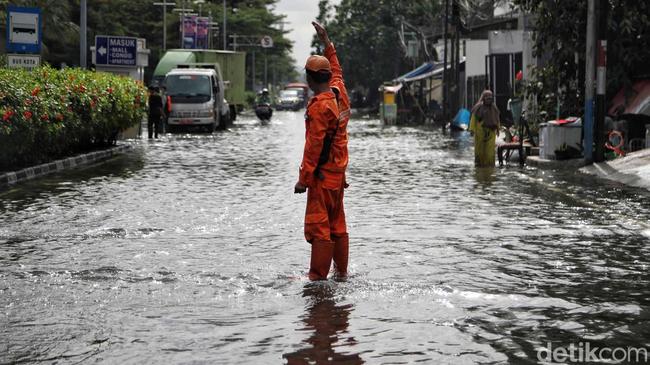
[
  {"left": 474, "top": 167, "right": 497, "bottom": 186},
  {"left": 284, "top": 283, "right": 363, "bottom": 364},
  {"left": 2, "top": 115, "right": 650, "bottom": 363}
]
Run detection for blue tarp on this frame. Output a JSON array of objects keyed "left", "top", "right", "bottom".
[{"left": 452, "top": 108, "right": 470, "bottom": 130}]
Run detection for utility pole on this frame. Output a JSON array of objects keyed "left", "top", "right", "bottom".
[
  {"left": 181, "top": 0, "right": 186, "bottom": 48},
  {"left": 153, "top": 1, "right": 176, "bottom": 51},
  {"left": 584, "top": 0, "right": 596, "bottom": 163},
  {"left": 223, "top": 0, "right": 227, "bottom": 50},
  {"left": 251, "top": 50, "right": 256, "bottom": 91},
  {"left": 442, "top": 0, "right": 449, "bottom": 128},
  {"left": 595, "top": 0, "right": 608, "bottom": 162},
  {"left": 264, "top": 50, "right": 268, "bottom": 88},
  {"left": 453, "top": 0, "right": 460, "bottom": 113},
  {"left": 80, "top": 0, "right": 87, "bottom": 68},
  {"left": 208, "top": 10, "right": 212, "bottom": 49}
]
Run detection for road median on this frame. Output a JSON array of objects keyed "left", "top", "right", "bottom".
[{"left": 0, "top": 144, "right": 132, "bottom": 190}]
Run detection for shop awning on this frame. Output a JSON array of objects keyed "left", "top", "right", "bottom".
[
  {"left": 394, "top": 58, "right": 466, "bottom": 83},
  {"left": 395, "top": 62, "right": 436, "bottom": 82},
  {"left": 608, "top": 80, "right": 650, "bottom": 116}
]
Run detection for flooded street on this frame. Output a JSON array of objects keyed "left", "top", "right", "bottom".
[{"left": 1, "top": 111, "right": 650, "bottom": 364}]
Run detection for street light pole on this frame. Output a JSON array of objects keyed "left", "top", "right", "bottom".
[
  {"left": 584, "top": 0, "right": 596, "bottom": 163},
  {"left": 223, "top": 0, "right": 227, "bottom": 50},
  {"left": 153, "top": 1, "right": 176, "bottom": 51},
  {"left": 594, "top": 0, "right": 608, "bottom": 162},
  {"left": 80, "top": 0, "right": 87, "bottom": 68},
  {"left": 181, "top": 0, "right": 186, "bottom": 48},
  {"left": 442, "top": 0, "right": 449, "bottom": 128},
  {"left": 195, "top": 0, "right": 204, "bottom": 17},
  {"left": 264, "top": 50, "right": 268, "bottom": 88}
]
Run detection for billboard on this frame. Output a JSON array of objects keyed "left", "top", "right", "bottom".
[
  {"left": 183, "top": 15, "right": 197, "bottom": 49},
  {"left": 196, "top": 17, "right": 209, "bottom": 49}
]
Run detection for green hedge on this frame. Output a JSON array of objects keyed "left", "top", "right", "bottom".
[{"left": 0, "top": 66, "right": 146, "bottom": 172}]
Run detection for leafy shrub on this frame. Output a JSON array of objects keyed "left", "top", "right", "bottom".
[{"left": 0, "top": 66, "right": 146, "bottom": 171}]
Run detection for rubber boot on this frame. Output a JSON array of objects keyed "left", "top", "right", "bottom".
[
  {"left": 309, "top": 239, "right": 334, "bottom": 281},
  {"left": 332, "top": 233, "right": 349, "bottom": 279}
]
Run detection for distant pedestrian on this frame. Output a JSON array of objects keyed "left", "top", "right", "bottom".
[
  {"left": 294, "top": 21, "right": 350, "bottom": 281},
  {"left": 469, "top": 90, "right": 500, "bottom": 167},
  {"left": 148, "top": 86, "right": 163, "bottom": 139}
]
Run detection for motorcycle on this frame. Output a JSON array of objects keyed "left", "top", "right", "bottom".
[{"left": 255, "top": 103, "right": 273, "bottom": 121}]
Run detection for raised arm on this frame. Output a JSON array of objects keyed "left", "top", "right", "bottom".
[{"left": 312, "top": 21, "right": 344, "bottom": 90}]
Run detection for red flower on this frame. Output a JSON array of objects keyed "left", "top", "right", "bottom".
[
  {"left": 23, "top": 111, "right": 33, "bottom": 119},
  {"left": 31, "top": 86, "right": 40, "bottom": 96},
  {"left": 55, "top": 113, "right": 64, "bottom": 121},
  {"left": 90, "top": 100, "right": 96, "bottom": 108},
  {"left": 107, "top": 87, "right": 113, "bottom": 94},
  {"left": 2, "top": 110, "right": 14, "bottom": 121},
  {"left": 41, "top": 114, "right": 49, "bottom": 121}
]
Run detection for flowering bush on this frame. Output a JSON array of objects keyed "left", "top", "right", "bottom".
[{"left": 0, "top": 66, "right": 146, "bottom": 171}]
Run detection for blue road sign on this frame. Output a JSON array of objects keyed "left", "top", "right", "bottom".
[
  {"left": 95, "top": 35, "right": 137, "bottom": 67},
  {"left": 6, "top": 6, "right": 42, "bottom": 54}
]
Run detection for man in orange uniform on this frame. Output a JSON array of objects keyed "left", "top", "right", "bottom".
[{"left": 294, "top": 21, "right": 351, "bottom": 281}]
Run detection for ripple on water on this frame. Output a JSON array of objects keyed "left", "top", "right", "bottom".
[{"left": 1, "top": 114, "right": 650, "bottom": 363}]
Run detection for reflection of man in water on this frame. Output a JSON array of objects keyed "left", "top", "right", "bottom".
[{"left": 283, "top": 285, "right": 363, "bottom": 364}]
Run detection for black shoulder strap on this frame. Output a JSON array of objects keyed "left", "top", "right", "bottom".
[{"left": 315, "top": 91, "right": 342, "bottom": 174}]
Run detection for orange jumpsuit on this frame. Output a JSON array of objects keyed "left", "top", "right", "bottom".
[{"left": 299, "top": 43, "right": 350, "bottom": 280}]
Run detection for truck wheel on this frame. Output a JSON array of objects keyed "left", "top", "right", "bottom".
[
  {"left": 216, "top": 113, "right": 226, "bottom": 131},
  {"left": 229, "top": 105, "right": 237, "bottom": 121}
]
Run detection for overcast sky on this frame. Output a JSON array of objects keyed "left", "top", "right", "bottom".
[{"left": 274, "top": 0, "right": 340, "bottom": 68}]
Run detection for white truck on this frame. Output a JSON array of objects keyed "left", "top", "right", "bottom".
[{"left": 164, "top": 66, "right": 231, "bottom": 132}]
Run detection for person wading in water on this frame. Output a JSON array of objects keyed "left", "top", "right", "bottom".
[
  {"left": 294, "top": 21, "right": 351, "bottom": 281},
  {"left": 469, "top": 90, "right": 501, "bottom": 167}
]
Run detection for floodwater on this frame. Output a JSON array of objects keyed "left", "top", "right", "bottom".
[{"left": 1, "top": 111, "right": 649, "bottom": 364}]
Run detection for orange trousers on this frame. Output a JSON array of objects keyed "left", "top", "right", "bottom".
[{"left": 305, "top": 178, "right": 348, "bottom": 280}]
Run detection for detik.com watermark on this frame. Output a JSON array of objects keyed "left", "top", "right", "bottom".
[{"left": 537, "top": 342, "right": 648, "bottom": 363}]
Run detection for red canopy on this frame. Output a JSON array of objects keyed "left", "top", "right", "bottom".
[{"left": 608, "top": 80, "right": 650, "bottom": 117}]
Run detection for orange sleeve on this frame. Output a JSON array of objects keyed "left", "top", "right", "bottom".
[
  {"left": 325, "top": 43, "right": 345, "bottom": 92},
  {"left": 299, "top": 102, "right": 337, "bottom": 187}
]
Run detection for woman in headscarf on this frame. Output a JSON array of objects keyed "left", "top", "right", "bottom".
[{"left": 469, "top": 90, "right": 500, "bottom": 167}]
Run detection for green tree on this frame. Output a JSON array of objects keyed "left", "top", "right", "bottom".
[
  {"left": 313, "top": 0, "right": 442, "bottom": 104},
  {"left": 1, "top": 0, "right": 297, "bottom": 88}
]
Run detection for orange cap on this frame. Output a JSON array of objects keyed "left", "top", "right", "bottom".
[{"left": 305, "top": 55, "right": 331, "bottom": 72}]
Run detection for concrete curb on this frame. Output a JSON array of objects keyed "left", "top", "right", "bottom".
[
  {"left": 526, "top": 156, "right": 586, "bottom": 169},
  {"left": 579, "top": 149, "right": 650, "bottom": 191},
  {"left": 0, "top": 144, "right": 132, "bottom": 190}
]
